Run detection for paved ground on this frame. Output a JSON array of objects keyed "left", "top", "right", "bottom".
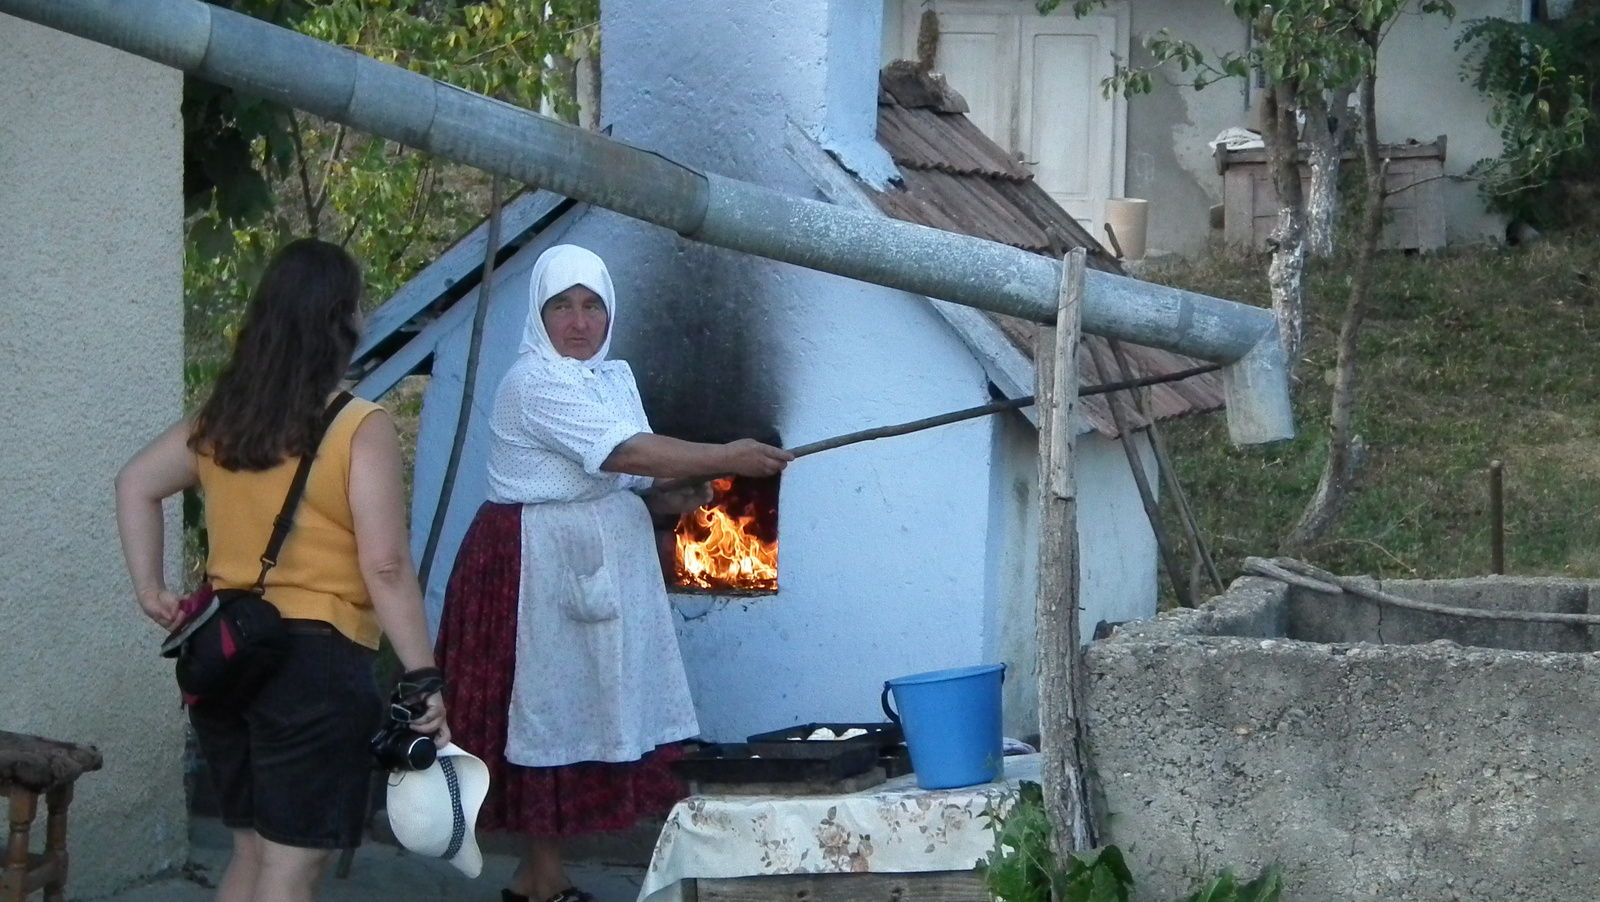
[{"left": 102, "top": 819, "right": 651, "bottom": 902}]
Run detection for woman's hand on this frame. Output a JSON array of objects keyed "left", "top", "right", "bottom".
[
  {"left": 411, "top": 691, "right": 451, "bottom": 748},
  {"left": 645, "top": 481, "right": 715, "bottom": 516},
  {"left": 137, "top": 586, "right": 182, "bottom": 631},
  {"left": 720, "top": 439, "right": 794, "bottom": 477}
]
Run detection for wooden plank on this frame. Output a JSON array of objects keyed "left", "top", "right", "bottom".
[
  {"left": 1225, "top": 149, "right": 1448, "bottom": 252},
  {"left": 351, "top": 189, "right": 572, "bottom": 366},
  {"left": 695, "top": 871, "right": 989, "bottom": 902},
  {"left": 1223, "top": 167, "right": 1253, "bottom": 247},
  {"left": 690, "top": 768, "right": 887, "bottom": 797},
  {"left": 352, "top": 203, "right": 584, "bottom": 401},
  {"left": 351, "top": 285, "right": 474, "bottom": 401}
]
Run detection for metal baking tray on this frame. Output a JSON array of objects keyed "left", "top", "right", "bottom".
[
  {"left": 671, "top": 742, "right": 879, "bottom": 784},
  {"left": 744, "top": 722, "right": 905, "bottom": 759}
]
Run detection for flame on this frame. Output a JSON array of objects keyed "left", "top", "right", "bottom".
[{"left": 673, "top": 478, "right": 778, "bottom": 591}]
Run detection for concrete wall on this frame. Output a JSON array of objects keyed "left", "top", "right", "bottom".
[
  {"left": 0, "top": 14, "right": 187, "bottom": 896},
  {"left": 1087, "top": 575, "right": 1600, "bottom": 901}
]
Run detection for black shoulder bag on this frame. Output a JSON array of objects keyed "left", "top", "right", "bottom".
[{"left": 161, "top": 393, "right": 356, "bottom": 711}]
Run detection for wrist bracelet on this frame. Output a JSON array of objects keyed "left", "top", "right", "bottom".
[{"left": 395, "top": 667, "right": 445, "bottom": 700}]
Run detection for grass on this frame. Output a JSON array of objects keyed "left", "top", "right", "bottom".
[{"left": 1144, "top": 231, "right": 1600, "bottom": 587}]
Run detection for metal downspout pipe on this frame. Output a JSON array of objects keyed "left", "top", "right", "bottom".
[{"left": 0, "top": 0, "right": 1294, "bottom": 443}]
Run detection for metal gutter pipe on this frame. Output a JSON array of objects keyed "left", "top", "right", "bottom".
[{"left": 0, "top": 0, "right": 1293, "bottom": 443}]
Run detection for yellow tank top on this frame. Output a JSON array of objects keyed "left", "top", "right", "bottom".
[{"left": 196, "top": 398, "right": 384, "bottom": 649}]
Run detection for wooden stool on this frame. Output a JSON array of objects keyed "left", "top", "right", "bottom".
[{"left": 0, "top": 731, "right": 102, "bottom": 902}]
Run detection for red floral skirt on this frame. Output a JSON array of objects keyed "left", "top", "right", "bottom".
[{"left": 434, "top": 501, "right": 687, "bottom": 836}]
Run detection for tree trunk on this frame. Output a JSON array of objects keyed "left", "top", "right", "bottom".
[
  {"left": 1262, "top": 82, "right": 1307, "bottom": 368},
  {"left": 1036, "top": 250, "right": 1095, "bottom": 860},
  {"left": 1282, "top": 58, "right": 1383, "bottom": 553},
  {"left": 577, "top": 25, "right": 601, "bottom": 131},
  {"left": 1302, "top": 83, "right": 1353, "bottom": 259}
]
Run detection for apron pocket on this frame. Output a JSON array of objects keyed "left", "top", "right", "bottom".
[{"left": 560, "top": 566, "right": 621, "bottom": 623}]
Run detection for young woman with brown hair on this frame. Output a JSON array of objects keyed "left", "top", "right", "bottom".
[{"left": 115, "top": 238, "right": 448, "bottom": 902}]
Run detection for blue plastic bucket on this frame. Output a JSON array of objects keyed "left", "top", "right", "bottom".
[{"left": 881, "top": 663, "right": 1006, "bottom": 790}]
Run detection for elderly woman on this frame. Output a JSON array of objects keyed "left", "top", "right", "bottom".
[{"left": 436, "top": 244, "right": 791, "bottom": 902}]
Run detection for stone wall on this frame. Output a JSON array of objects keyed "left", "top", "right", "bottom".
[{"left": 1087, "top": 575, "right": 1600, "bottom": 901}]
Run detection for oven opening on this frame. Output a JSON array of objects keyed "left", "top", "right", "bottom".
[{"left": 666, "top": 473, "right": 780, "bottom": 595}]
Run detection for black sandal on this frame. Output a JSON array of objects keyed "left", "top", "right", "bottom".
[{"left": 504, "top": 888, "right": 597, "bottom": 902}]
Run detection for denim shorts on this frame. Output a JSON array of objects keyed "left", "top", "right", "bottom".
[{"left": 190, "top": 620, "right": 384, "bottom": 849}]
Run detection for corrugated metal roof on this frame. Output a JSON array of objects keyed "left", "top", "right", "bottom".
[{"left": 869, "top": 61, "right": 1224, "bottom": 435}]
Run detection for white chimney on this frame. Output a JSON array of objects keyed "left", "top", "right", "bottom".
[{"left": 599, "top": 0, "right": 899, "bottom": 189}]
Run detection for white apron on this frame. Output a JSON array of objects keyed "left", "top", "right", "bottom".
[{"left": 504, "top": 490, "right": 700, "bottom": 766}]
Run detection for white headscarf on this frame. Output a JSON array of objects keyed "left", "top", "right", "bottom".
[{"left": 520, "top": 244, "right": 617, "bottom": 370}]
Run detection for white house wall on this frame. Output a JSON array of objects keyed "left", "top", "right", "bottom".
[
  {"left": 986, "top": 413, "right": 1160, "bottom": 740},
  {"left": 886, "top": 0, "right": 1516, "bottom": 256},
  {"left": 1124, "top": 0, "right": 1515, "bottom": 254},
  {"left": 0, "top": 14, "right": 186, "bottom": 893}
]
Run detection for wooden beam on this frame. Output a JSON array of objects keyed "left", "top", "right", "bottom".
[{"left": 1035, "top": 248, "right": 1095, "bottom": 856}]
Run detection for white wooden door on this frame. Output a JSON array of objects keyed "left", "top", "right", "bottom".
[
  {"left": 1019, "top": 15, "right": 1119, "bottom": 228},
  {"left": 886, "top": 1, "right": 1124, "bottom": 233}
]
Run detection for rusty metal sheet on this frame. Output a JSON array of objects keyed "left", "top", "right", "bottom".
[{"left": 867, "top": 67, "right": 1226, "bottom": 431}]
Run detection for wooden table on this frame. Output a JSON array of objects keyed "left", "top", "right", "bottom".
[
  {"left": 0, "top": 731, "right": 102, "bottom": 902},
  {"left": 639, "top": 755, "right": 1041, "bottom": 902}
]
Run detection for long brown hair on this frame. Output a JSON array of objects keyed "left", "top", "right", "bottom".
[{"left": 190, "top": 238, "right": 363, "bottom": 471}]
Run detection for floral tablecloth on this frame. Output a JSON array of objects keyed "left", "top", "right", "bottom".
[{"left": 637, "top": 754, "right": 1040, "bottom": 902}]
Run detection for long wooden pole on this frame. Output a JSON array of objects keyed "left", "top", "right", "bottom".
[
  {"left": 644, "top": 364, "right": 1222, "bottom": 497},
  {"left": 416, "top": 178, "right": 505, "bottom": 588},
  {"left": 1036, "top": 248, "right": 1095, "bottom": 856}
]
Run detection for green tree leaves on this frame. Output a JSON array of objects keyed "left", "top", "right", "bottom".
[
  {"left": 977, "top": 781, "right": 1281, "bottom": 902},
  {"left": 1456, "top": 14, "right": 1597, "bottom": 226},
  {"left": 184, "top": 0, "right": 598, "bottom": 396}
]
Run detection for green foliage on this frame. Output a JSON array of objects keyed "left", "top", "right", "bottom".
[
  {"left": 182, "top": 1, "right": 311, "bottom": 225},
  {"left": 1180, "top": 868, "right": 1283, "bottom": 902},
  {"left": 1456, "top": 15, "right": 1598, "bottom": 227},
  {"left": 184, "top": 0, "right": 598, "bottom": 399},
  {"left": 978, "top": 782, "right": 1133, "bottom": 902},
  {"left": 977, "top": 781, "right": 1279, "bottom": 902}
]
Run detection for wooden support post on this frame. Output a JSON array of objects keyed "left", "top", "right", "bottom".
[
  {"left": 1035, "top": 249, "right": 1095, "bottom": 856},
  {"left": 4, "top": 784, "right": 36, "bottom": 902}
]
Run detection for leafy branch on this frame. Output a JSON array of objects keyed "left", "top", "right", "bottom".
[
  {"left": 1456, "top": 16, "right": 1595, "bottom": 222},
  {"left": 977, "top": 781, "right": 1282, "bottom": 902}
]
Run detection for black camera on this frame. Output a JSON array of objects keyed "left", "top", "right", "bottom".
[{"left": 369, "top": 700, "right": 437, "bottom": 772}]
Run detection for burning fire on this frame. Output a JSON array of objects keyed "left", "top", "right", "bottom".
[{"left": 673, "top": 478, "right": 778, "bottom": 592}]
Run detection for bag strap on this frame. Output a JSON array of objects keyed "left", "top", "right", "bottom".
[{"left": 251, "top": 392, "right": 357, "bottom": 591}]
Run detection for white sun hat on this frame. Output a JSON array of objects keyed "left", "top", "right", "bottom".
[{"left": 386, "top": 743, "right": 490, "bottom": 878}]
